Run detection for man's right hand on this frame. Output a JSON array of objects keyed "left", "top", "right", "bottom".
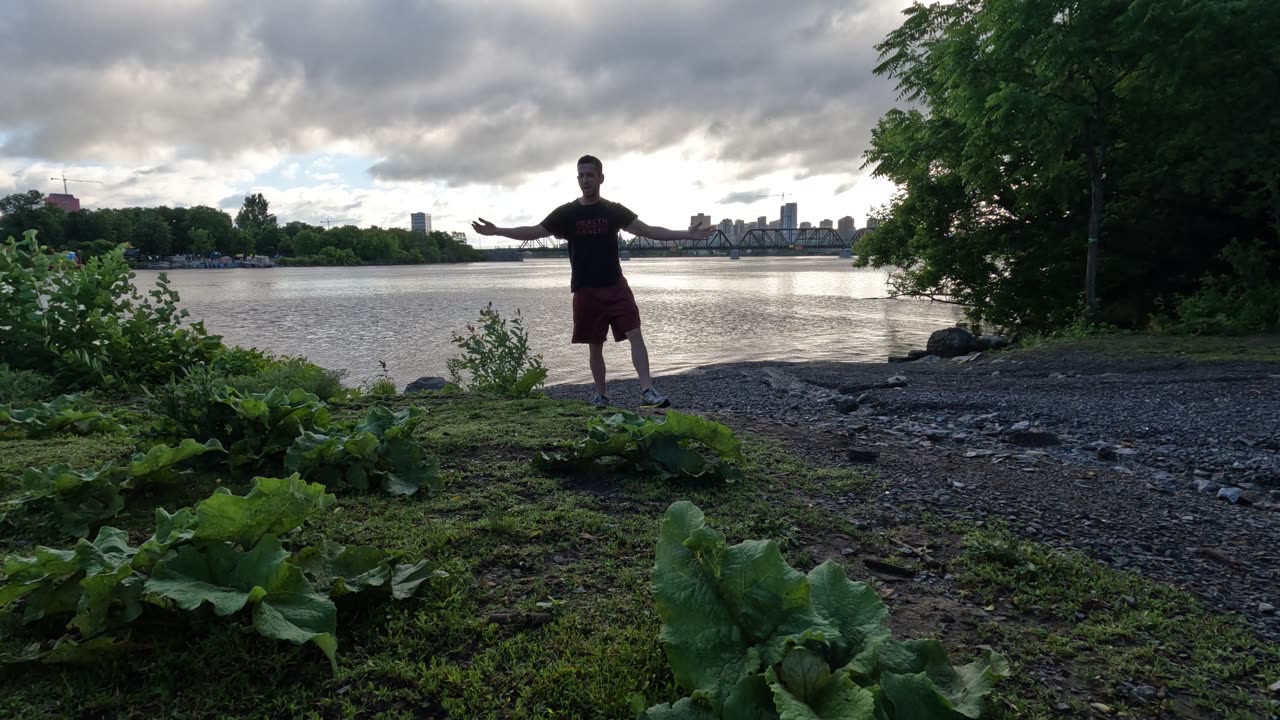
[{"left": 471, "top": 218, "right": 498, "bottom": 235}]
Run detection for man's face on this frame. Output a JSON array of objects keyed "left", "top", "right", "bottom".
[{"left": 577, "top": 163, "right": 602, "bottom": 196}]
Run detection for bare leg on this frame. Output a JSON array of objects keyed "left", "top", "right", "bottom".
[
  {"left": 625, "top": 328, "right": 654, "bottom": 391},
  {"left": 589, "top": 343, "right": 607, "bottom": 396}
]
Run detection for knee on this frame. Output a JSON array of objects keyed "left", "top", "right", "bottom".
[{"left": 625, "top": 328, "right": 644, "bottom": 344}]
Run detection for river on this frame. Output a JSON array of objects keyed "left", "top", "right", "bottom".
[{"left": 134, "top": 256, "right": 959, "bottom": 388}]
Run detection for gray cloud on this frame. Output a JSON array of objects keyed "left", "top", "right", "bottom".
[
  {"left": 719, "top": 189, "right": 771, "bottom": 204},
  {"left": 0, "top": 0, "right": 911, "bottom": 187}
]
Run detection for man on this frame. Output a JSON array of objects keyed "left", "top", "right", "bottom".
[{"left": 471, "top": 154, "right": 713, "bottom": 409}]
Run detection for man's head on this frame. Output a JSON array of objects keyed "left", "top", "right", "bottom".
[{"left": 577, "top": 155, "right": 603, "bottom": 200}]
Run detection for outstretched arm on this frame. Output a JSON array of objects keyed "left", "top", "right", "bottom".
[
  {"left": 470, "top": 218, "right": 552, "bottom": 241},
  {"left": 626, "top": 219, "right": 716, "bottom": 242}
]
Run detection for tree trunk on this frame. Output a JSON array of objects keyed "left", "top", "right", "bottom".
[{"left": 1084, "top": 130, "right": 1104, "bottom": 320}]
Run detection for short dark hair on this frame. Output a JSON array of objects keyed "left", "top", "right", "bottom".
[{"left": 577, "top": 155, "right": 602, "bottom": 173}]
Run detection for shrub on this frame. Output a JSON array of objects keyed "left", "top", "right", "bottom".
[
  {"left": 0, "top": 364, "right": 55, "bottom": 404},
  {"left": 1172, "top": 239, "right": 1280, "bottom": 335},
  {"left": 447, "top": 303, "right": 547, "bottom": 397},
  {"left": 226, "top": 356, "right": 346, "bottom": 401},
  {"left": 0, "top": 231, "right": 221, "bottom": 389}
]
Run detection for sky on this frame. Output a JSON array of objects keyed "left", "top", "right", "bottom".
[{"left": 0, "top": 0, "right": 914, "bottom": 248}]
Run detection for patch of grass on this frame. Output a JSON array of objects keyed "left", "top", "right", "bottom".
[
  {"left": 2, "top": 392, "right": 1277, "bottom": 719},
  {"left": 1015, "top": 332, "right": 1280, "bottom": 363},
  {"left": 956, "top": 527, "right": 1280, "bottom": 719}
]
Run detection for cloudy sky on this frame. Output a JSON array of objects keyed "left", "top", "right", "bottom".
[{"left": 1, "top": 0, "right": 913, "bottom": 247}]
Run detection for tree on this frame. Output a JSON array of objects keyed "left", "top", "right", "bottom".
[
  {"left": 0, "top": 190, "right": 66, "bottom": 247},
  {"left": 235, "top": 193, "right": 277, "bottom": 233},
  {"left": 860, "top": 0, "right": 1279, "bottom": 330},
  {"left": 187, "top": 228, "right": 215, "bottom": 257},
  {"left": 132, "top": 210, "right": 173, "bottom": 256}
]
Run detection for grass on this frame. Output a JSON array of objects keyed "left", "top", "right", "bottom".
[
  {"left": 1, "top": 391, "right": 1277, "bottom": 718},
  {"left": 1014, "top": 331, "right": 1280, "bottom": 363},
  {"left": 957, "top": 526, "right": 1280, "bottom": 720}
]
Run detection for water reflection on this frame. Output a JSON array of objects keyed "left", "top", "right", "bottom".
[{"left": 135, "top": 257, "right": 959, "bottom": 387}]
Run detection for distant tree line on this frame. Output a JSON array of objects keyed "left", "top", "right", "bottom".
[{"left": 0, "top": 191, "right": 483, "bottom": 265}]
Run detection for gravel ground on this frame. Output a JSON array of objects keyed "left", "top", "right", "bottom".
[{"left": 547, "top": 348, "right": 1280, "bottom": 641}]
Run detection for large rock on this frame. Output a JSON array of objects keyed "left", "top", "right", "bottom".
[
  {"left": 404, "top": 376, "right": 448, "bottom": 394},
  {"left": 926, "top": 327, "right": 980, "bottom": 358}
]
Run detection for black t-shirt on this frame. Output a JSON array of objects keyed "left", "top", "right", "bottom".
[{"left": 541, "top": 199, "right": 638, "bottom": 292}]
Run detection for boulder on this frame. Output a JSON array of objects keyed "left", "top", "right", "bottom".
[
  {"left": 404, "top": 376, "right": 448, "bottom": 394},
  {"left": 926, "top": 327, "right": 980, "bottom": 358}
]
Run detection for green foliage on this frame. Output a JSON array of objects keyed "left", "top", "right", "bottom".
[
  {"left": 1171, "top": 239, "right": 1280, "bottom": 335},
  {"left": 147, "top": 386, "right": 331, "bottom": 473},
  {"left": 0, "top": 364, "right": 55, "bottom": 405},
  {"left": 225, "top": 356, "right": 347, "bottom": 401},
  {"left": 210, "top": 345, "right": 273, "bottom": 377},
  {"left": 0, "top": 439, "right": 224, "bottom": 538},
  {"left": 0, "top": 231, "right": 221, "bottom": 388},
  {"left": 0, "top": 394, "right": 122, "bottom": 438},
  {"left": 0, "top": 476, "right": 438, "bottom": 670},
  {"left": 860, "top": 0, "right": 1279, "bottom": 331},
  {"left": 284, "top": 405, "right": 442, "bottom": 497},
  {"left": 447, "top": 303, "right": 548, "bottom": 397},
  {"left": 639, "top": 502, "right": 1008, "bottom": 719},
  {"left": 538, "top": 411, "right": 744, "bottom": 483}
]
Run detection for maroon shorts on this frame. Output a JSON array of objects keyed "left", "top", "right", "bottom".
[{"left": 572, "top": 277, "right": 641, "bottom": 344}]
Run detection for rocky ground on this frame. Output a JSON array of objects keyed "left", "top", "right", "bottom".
[{"left": 548, "top": 346, "right": 1280, "bottom": 643}]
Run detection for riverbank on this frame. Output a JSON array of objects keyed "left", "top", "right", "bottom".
[{"left": 2, "top": 340, "right": 1278, "bottom": 718}]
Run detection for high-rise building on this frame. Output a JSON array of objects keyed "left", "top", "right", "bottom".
[
  {"left": 411, "top": 212, "right": 431, "bottom": 233},
  {"left": 718, "top": 219, "right": 734, "bottom": 238},
  {"left": 691, "top": 213, "right": 712, "bottom": 230},
  {"left": 838, "top": 216, "right": 857, "bottom": 241},
  {"left": 757, "top": 215, "right": 768, "bottom": 229},
  {"left": 866, "top": 217, "right": 882, "bottom": 230},
  {"left": 734, "top": 219, "right": 745, "bottom": 240},
  {"left": 769, "top": 219, "right": 781, "bottom": 229},
  {"left": 780, "top": 202, "right": 798, "bottom": 243},
  {"left": 819, "top": 219, "right": 834, "bottom": 229},
  {"left": 800, "top": 221, "right": 812, "bottom": 229},
  {"left": 45, "top": 193, "right": 81, "bottom": 212}
]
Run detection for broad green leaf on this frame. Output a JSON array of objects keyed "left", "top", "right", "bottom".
[
  {"left": 722, "top": 673, "right": 782, "bottom": 720},
  {"left": 127, "top": 438, "right": 224, "bottom": 486},
  {"left": 390, "top": 560, "right": 446, "bottom": 600},
  {"left": 511, "top": 366, "right": 548, "bottom": 397},
  {"left": 145, "top": 535, "right": 290, "bottom": 616},
  {"left": 778, "top": 648, "right": 832, "bottom": 705},
  {"left": 873, "top": 640, "right": 1009, "bottom": 719},
  {"left": 296, "top": 540, "right": 390, "bottom": 596},
  {"left": 0, "top": 546, "right": 80, "bottom": 608},
  {"left": 193, "top": 475, "right": 335, "bottom": 548},
  {"left": 808, "top": 562, "right": 891, "bottom": 673},
  {"left": 250, "top": 562, "right": 338, "bottom": 672},
  {"left": 659, "top": 411, "right": 744, "bottom": 462},
  {"left": 767, "top": 664, "right": 877, "bottom": 720}
]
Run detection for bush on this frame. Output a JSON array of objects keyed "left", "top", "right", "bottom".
[
  {"left": 0, "top": 364, "right": 55, "bottom": 404},
  {"left": 447, "top": 303, "right": 547, "bottom": 397},
  {"left": 210, "top": 345, "right": 273, "bottom": 376},
  {"left": 1172, "top": 239, "right": 1280, "bottom": 335},
  {"left": 0, "top": 231, "right": 221, "bottom": 389},
  {"left": 226, "top": 356, "right": 347, "bottom": 401},
  {"left": 144, "top": 366, "right": 229, "bottom": 442}
]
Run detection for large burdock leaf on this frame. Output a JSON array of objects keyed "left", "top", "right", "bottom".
[
  {"left": 653, "top": 501, "right": 832, "bottom": 713},
  {"left": 767, "top": 659, "right": 877, "bottom": 720},
  {"left": 807, "top": 562, "right": 891, "bottom": 674},
  {"left": 250, "top": 562, "right": 338, "bottom": 672},
  {"left": 145, "top": 535, "right": 291, "bottom": 615},
  {"left": 127, "top": 438, "right": 224, "bottom": 486},
  {"left": 872, "top": 640, "right": 1010, "bottom": 719},
  {"left": 193, "top": 475, "right": 335, "bottom": 548},
  {"left": 296, "top": 540, "right": 391, "bottom": 596}
]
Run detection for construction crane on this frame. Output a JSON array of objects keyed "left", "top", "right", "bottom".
[
  {"left": 49, "top": 173, "right": 104, "bottom": 194},
  {"left": 319, "top": 218, "right": 357, "bottom": 228}
]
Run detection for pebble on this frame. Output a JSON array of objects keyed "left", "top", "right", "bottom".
[{"left": 1218, "top": 487, "right": 1245, "bottom": 504}]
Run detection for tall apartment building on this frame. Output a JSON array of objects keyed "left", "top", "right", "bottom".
[
  {"left": 780, "top": 202, "right": 798, "bottom": 243},
  {"left": 819, "top": 219, "right": 834, "bottom": 229},
  {"left": 691, "top": 213, "right": 712, "bottom": 230},
  {"left": 410, "top": 212, "right": 431, "bottom": 233}
]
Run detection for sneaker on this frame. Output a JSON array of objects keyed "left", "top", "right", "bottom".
[
  {"left": 592, "top": 393, "right": 609, "bottom": 409},
  {"left": 640, "top": 387, "right": 670, "bottom": 408}
]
